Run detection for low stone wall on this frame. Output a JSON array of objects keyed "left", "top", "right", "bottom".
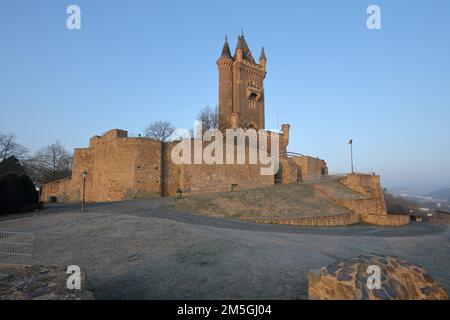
[
  {"left": 240, "top": 212, "right": 360, "bottom": 227},
  {"left": 312, "top": 173, "right": 410, "bottom": 227},
  {"left": 361, "top": 213, "right": 410, "bottom": 227},
  {"left": 334, "top": 198, "right": 380, "bottom": 217},
  {"left": 40, "top": 177, "right": 74, "bottom": 203},
  {"left": 333, "top": 192, "right": 410, "bottom": 226},
  {"left": 338, "top": 174, "right": 387, "bottom": 216},
  {"left": 339, "top": 173, "right": 380, "bottom": 198}
]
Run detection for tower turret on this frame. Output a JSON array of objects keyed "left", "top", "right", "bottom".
[
  {"left": 259, "top": 46, "right": 267, "bottom": 70},
  {"left": 217, "top": 36, "right": 234, "bottom": 129},
  {"left": 219, "top": 35, "right": 232, "bottom": 60},
  {"left": 235, "top": 35, "right": 244, "bottom": 62}
]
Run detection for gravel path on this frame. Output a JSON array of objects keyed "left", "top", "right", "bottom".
[{"left": 0, "top": 200, "right": 449, "bottom": 300}]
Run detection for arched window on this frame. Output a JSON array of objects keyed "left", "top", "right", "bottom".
[{"left": 248, "top": 92, "right": 258, "bottom": 101}]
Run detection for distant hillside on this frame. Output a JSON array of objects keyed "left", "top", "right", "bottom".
[{"left": 429, "top": 188, "right": 450, "bottom": 201}]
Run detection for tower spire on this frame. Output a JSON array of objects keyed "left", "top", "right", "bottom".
[
  {"left": 260, "top": 46, "right": 266, "bottom": 61},
  {"left": 219, "top": 35, "right": 232, "bottom": 59},
  {"left": 235, "top": 34, "right": 254, "bottom": 63},
  {"left": 236, "top": 34, "right": 244, "bottom": 50}
]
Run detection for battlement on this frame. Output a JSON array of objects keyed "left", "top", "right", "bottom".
[{"left": 89, "top": 129, "right": 129, "bottom": 147}]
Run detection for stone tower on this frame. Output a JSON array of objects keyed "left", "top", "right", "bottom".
[{"left": 217, "top": 35, "right": 267, "bottom": 131}]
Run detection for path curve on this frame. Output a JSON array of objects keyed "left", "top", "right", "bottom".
[{"left": 21, "top": 200, "right": 448, "bottom": 238}]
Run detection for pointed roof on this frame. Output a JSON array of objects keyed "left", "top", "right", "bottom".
[
  {"left": 235, "top": 35, "right": 255, "bottom": 63},
  {"left": 260, "top": 46, "right": 266, "bottom": 61},
  {"left": 219, "top": 36, "right": 232, "bottom": 59},
  {"left": 236, "top": 35, "right": 244, "bottom": 50}
]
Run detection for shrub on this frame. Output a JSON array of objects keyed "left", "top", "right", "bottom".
[
  {"left": 0, "top": 173, "right": 25, "bottom": 215},
  {"left": 19, "top": 175, "right": 38, "bottom": 205}
]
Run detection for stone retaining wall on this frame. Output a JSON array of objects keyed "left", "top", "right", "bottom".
[
  {"left": 338, "top": 174, "right": 387, "bottom": 216},
  {"left": 334, "top": 198, "right": 380, "bottom": 217},
  {"left": 361, "top": 213, "right": 411, "bottom": 226},
  {"left": 40, "top": 177, "right": 73, "bottom": 203},
  {"left": 240, "top": 212, "right": 360, "bottom": 227}
]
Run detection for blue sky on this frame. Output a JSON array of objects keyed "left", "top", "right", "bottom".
[{"left": 1, "top": 0, "right": 449, "bottom": 189}]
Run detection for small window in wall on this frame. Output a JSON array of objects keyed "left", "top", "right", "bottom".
[
  {"left": 249, "top": 100, "right": 256, "bottom": 109},
  {"left": 231, "top": 184, "right": 238, "bottom": 191}
]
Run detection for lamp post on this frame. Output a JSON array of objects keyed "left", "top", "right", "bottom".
[
  {"left": 349, "top": 139, "right": 354, "bottom": 174},
  {"left": 81, "top": 171, "right": 88, "bottom": 213}
]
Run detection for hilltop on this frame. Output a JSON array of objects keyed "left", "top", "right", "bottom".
[{"left": 429, "top": 188, "right": 450, "bottom": 202}]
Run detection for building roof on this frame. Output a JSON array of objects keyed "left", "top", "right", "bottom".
[
  {"left": 260, "top": 46, "right": 266, "bottom": 61},
  {"left": 236, "top": 35, "right": 255, "bottom": 63},
  {"left": 219, "top": 36, "right": 232, "bottom": 59}
]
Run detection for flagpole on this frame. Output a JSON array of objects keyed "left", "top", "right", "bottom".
[{"left": 350, "top": 139, "right": 354, "bottom": 174}]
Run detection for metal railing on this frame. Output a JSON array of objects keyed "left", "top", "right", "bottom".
[{"left": 0, "top": 231, "right": 33, "bottom": 276}]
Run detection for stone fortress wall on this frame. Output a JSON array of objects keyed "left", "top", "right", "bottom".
[
  {"left": 40, "top": 130, "right": 409, "bottom": 227},
  {"left": 292, "top": 156, "right": 328, "bottom": 182},
  {"left": 41, "top": 128, "right": 293, "bottom": 202},
  {"left": 40, "top": 35, "right": 409, "bottom": 227},
  {"left": 335, "top": 174, "right": 410, "bottom": 226}
]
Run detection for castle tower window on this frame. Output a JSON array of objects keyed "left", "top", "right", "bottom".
[{"left": 248, "top": 92, "right": 258, "bottom": 101}]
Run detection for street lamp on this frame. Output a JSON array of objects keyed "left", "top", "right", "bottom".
[
  {"left": 81, "top": 171, "right": 88, "bottom": 213},
  {"left": 348, "top": 139, "right": 354, "bottom": 174}
]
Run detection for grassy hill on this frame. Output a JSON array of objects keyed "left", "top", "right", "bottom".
[{"left": 163, "top": 182, "right": 365, "bottom": 219}]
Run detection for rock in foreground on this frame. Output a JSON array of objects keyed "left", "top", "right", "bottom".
[
  {"left": 0, "top": 265, "right": 94, "bottom": 300},
  {"left": 308, "top": 254, "right": 448, "bottom": 300}
]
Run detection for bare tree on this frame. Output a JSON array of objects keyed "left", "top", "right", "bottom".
[
  {"left": 197, "top": 106, "right": 219, "bottom": 131},
  {"left": 144, "top": 121, "right": 175, "bottom": 142},
  {"left": 0, "top": 132, "right": 28, "bottom": 162},
  {"left": 384, "top": 191, "right": 418, "bottom": 215},
  {"left": 28, "top": 142, "right": 72, "bottom": 184}
]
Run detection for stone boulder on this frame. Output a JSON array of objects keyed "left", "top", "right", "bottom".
[
  {"left": 0, "top": 266, "right": 94, "bottom": 300},
  {"left": 308, "top": 254, "right": 448, "bottom": 300}
]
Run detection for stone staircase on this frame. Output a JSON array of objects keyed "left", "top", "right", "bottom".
[{"left": 311, "top": 174, "right": 410, "bottom": 227}]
